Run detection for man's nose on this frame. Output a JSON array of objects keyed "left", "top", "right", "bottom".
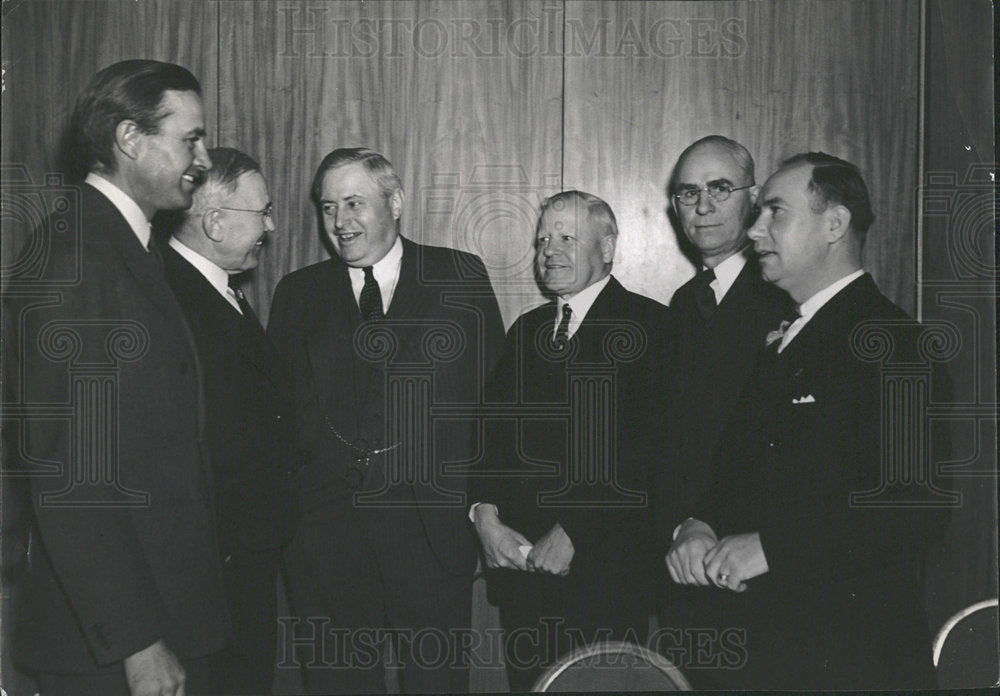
[
  {"left": 695, "top": 189, "right": 715, "bottom": 215},
  {"left": 193, "top": 142, "right": 212, "bottom": 171},
  {"left": 747, "top": 218, "right": 765, "bottom": 240}
]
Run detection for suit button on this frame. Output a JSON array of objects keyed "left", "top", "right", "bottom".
[
  {"left": 275, "top": 414, "right": 283, "bottom": 422},
  {"left": 179, "top": 361, "right": 189, "bottom": 374}
]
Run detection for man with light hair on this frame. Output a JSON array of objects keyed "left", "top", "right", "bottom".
[
  {"left": 159, "top": 146, "right": 298, "bottom": 694},
  {"left": 472, "top": 190, "right": 672, "bottom": 690},
  {"left": 269, "top": 148, "right": 503, "bottom": 693}
]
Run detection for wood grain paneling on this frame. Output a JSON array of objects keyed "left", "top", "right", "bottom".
[
  {"left": 563, "top": 0, "right": 919, "bottom": 312},
  {"left": 1, "top": 0, "right": 218, "bottom": 262},
  {"left": 218, "top": 0, "right": 564, "bottom": 327}
]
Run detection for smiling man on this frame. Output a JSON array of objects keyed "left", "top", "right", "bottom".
[
  {"left": 8, "top": 60, "right": 223, "bottom": 696},
  {"left": 267, "top": 148, "right": 503, "bottom": 694},
  {"left": 470, "top": 190, "right": 671, "bottom": 690},
  {"left": 158, "top": 147, "right": 298, "bottom": 695},
  {"left": 667, "top": 153, "right": 948, "bottom": 689}
]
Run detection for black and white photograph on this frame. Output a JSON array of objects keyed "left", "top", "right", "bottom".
[{"left": 1, "top": 1, "right": 996, "bottom": 694}]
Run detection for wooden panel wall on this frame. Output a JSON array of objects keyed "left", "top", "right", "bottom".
[
  {"left": 563, "top": 0, "right": 919, "bottom": 307},
  {"left": 0, "top": 0, "right": 218, "bottom": 257},
  {"left": 3, "top": 0, "right": 920, "bottom": 325},
  {"left": 2, "top": 1, "right": 995, "bottom": 693},
  {"left": 216, "top": 0, "right": 564, "bottom": 325}
]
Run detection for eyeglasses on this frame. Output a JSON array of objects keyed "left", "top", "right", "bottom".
[
  {"left": 673, "top": 183, "right": 754, "bottom": 206},
  {"left": 218, "top": 203, "right": 273, "bottom": 222}
]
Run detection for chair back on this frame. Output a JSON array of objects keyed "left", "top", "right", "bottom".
[
  {"left": 933, "top": 597, "right": 999, "bottom": 688},
  {"left": 532, "top": 640, "right": 691, "bottom": 692}
]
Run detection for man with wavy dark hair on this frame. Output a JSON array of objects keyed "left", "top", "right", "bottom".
[
  {"left": 668, "top": 153, "right": 949, "bottom": 689},
  {"left": 7, "top": 60, "right": 222, "bottom": 695}
]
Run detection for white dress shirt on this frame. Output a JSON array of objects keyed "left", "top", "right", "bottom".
[
  {"left": 554, "top": 274, "right": 612, "bottom": 339},
  {"left": 706, "top": 250, "right": 748, "bottom": 305},
  {"left": 168, "top": 236, "right": 242, "bottom": 313},
  {"left": 778, "top": 269, "right": 866, "bottom": 353},
  {"left": 347, "top": 236, "right": 404, "bottom": 314},
  {"left": 85, "top": 173, "right": 152, "bottom": 249}
]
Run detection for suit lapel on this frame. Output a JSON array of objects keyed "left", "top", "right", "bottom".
[
  {"left": 384, "top": 237, "right": 421, "bottom": 321},
  {"left": 306, "top": 259, "right": 362, "bottom": 412}
]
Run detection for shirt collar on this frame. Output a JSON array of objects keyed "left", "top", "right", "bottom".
[
  {"left": 796, "top": 269, "right": 866, "bottom": 321},
  {"left": 168, "top": 236, "right": 233, "bottom": 300},
  {"left": 558, "top": 273, "right": 612, "bottom": 324},
  {"left": 705, "top": 250, "right": 748, "bottom": 303},
  {"left": 348, "top": 235, "right": 404, "bottom": 283},
  {"left": 85, "top": 173, "right": 152, "bottom": 249}
]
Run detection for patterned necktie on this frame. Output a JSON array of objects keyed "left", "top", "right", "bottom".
[
  {"left": 359, "top": 266, "right": 384, "bottom": 321},
  {"left": 554, "top": 303, "right": 572, "bottom": 349},
  {"left": 227, "top": 274, "right": 253, "bottom": 316},
  {"left": 693, "top": 267, "right": 717, "bottom": 320}
]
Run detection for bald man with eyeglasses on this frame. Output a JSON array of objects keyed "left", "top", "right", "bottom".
[{"left": 652, "top": 136, "right": 791, "bottom": 676}]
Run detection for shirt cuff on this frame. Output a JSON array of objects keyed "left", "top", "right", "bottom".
[
  {"left": 468, "top": 502, "right": 498, "bottom": 523},
  {"left": 672, "top": 517, "right": 694, "bottom": 541}
]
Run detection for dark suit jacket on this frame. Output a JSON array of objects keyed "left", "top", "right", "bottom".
[
  {"left": 267, "top": 237, "right": 504, "bottom": 576},
  {"left": 656, "top": 254, "right": 791, "bottom": 536},
  {"left": 473, "top": 276, "right": 672, "bottom": 622},
  {"left": 160, "top": 244, "right": 298, "bottom": 557},
  {"left": 697, "top": 274, "right": 947, "bottom": 689},
  {"left": 7, "top": 183, "right": 226, "bottom": 672}
]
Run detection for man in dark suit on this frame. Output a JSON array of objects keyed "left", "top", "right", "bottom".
[
  {"left": 4, "top": 60, "right": 224, "bottom": 695},
  {"left": 658, "top": 135, "right": 791, "bottom": 533},
  {"left": 654, "top": 137, "right": 790, "bottom": 668},
  {"left": 471, "top": 191, "right": 672, "bottom": 691},
  {"left": 268, "top": 148, "right": 504, "bottom": 694},
  {"left": 667, "top": 153, "right": 949, "bottom": 689},
  {"left": 158, "top": 147, "right": 297, "bottom": 694}
]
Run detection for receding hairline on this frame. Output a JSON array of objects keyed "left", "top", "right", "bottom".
[
  {"left": 670, "top": 136, "right": 756, "bottom": 194},
  {"left": 538, "top": 190, "right": 618, "bottom": 239}
]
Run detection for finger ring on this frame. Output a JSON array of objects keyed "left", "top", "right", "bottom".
[{"left": 718, "top": 573, "right": 729, "bottom": 583}]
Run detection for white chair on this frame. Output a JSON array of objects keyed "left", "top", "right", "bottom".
[
  {"left": 932, "top": 597, "right": 999, "bottom": 688},
  {"left": 532, "top": 640, "right": 691, "bottom": 692}
]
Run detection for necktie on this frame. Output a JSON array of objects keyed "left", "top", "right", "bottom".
[
  {"left": 228, "top": 276, "right": 268, "bottom": 348},
  {"left": 147, "top": 238, "right": 164, "bottom": 274},
  {"left": 359, "top": 266, "right": 384, "bottom": 321},
  {"left": 693, "top": 267, "right": 717, "bottom": 320},
  {"left": 228, "top": 275, "right": 253, "bottom": 316},
  {"left": 554, "top": 303, "right": 572, "bottom": 349}
]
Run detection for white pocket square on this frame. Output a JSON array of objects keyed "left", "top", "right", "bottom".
[{"left": 792, "top": 394, "right": 816, "bottom": 404}]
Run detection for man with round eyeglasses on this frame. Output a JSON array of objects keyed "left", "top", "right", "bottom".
[
  {"left": 158, "top": 147, "right": 298, "bottom": 694},
  {"left": 652, "top": 136, "right": 791, "bottom": 683}
]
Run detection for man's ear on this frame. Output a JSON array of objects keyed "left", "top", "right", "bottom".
[
  {"left": 824, "top": 204, "right": 852, "bottom": 244},
  {"left": 201, "top": 208, "right": 224, "bottom": 243},
  {"left": 114, "top": 120, "right": 143, "bottom": 161},
  {"left": 748, "top": 183, "right": 761, "bottom": 206},
  {"left": 601, "top": 234, "right": 617, "bottom": 263},
  {"left": 389, "top": 188, "right": 404, "bottom": 220}
]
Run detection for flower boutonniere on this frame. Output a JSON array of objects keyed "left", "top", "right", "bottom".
[{"left": 765, "top": 319, "right": 794, "bottom": 347}]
